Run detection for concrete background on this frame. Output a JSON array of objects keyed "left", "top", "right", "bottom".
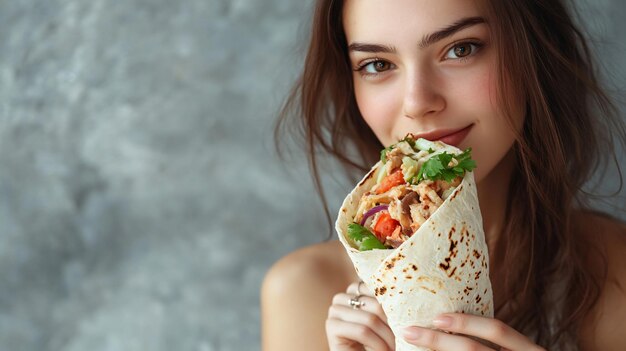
[{"left": 0, "top": 1, "right": 624, "bottom": 350}]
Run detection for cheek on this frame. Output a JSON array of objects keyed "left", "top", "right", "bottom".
[
  {"left": 456, "top": 67, "right": 497, "bottom": 113},
  {"left": 354, "top": 80, "right": 400, "bottom": 145},
  {"left": 475, "top": 63, "right": 524, "bottom": 131},
  {"left": 486, "top": 69, "right": 499, "bottom": 111},
  {"left": 469, "top": 70, "right": 523, "bottom": 183}
]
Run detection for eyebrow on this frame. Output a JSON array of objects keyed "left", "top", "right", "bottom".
[
  {"left": 419, "top": 16, "right": 486, "bottom": 49},
  {"left": 348, "top": 16, "right": 486, "bottom": 54}
]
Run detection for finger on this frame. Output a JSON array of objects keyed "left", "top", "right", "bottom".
[
  {"left": 326, "top": 318, "right": 391, "bottom": 351},
  {"left": 432, "top": 314, "right": 546, "bottom": 351},
  {"left": 333, "top": 293, "right": 388, "bottom": 324},
  {"left": 328, "top": 304, "right": 395, "bottom": 351},
  {"left": 403, "top": 326, "right": 493, "bottom": 351},
  {"left": 346, "top": 281, "right": 376, "bottom": 296},
  {"left": 326, "top": 319, "right": 390, "bottom": 351}
]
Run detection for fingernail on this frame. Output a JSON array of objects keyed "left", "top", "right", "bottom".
[
  {"left": 432, "top": 315, "right": 453, "bottom": 328},
  {"left": 403, "top": 327, "right": 422, "bottom": 341}
]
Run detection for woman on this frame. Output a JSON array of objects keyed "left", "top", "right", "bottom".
[{"left": 262, "top": 0, "right": 626, "bottom": 350}]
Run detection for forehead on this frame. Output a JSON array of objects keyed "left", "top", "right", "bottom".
[{"left": 343, "top": 0, "right": 486, "bottom": 42}]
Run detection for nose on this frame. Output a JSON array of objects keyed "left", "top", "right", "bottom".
[{"left": 402, "top": 70, "right": 446, "bottom": 119}]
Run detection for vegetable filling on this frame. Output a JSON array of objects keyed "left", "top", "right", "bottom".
[{"left": 348, "top": 135, "right": 476, "bottom": 251}]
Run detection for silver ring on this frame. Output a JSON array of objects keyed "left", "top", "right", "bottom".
[
  {"left": 349, "top": 295, "right": 365, "bottom": 310},
  {"left": 356, "top": 281, "right": 365, "bottom": 296}
]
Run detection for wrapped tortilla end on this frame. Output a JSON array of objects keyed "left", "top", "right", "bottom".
[{"left": 335, "top": 138, "right": 492, "bottom": 351}]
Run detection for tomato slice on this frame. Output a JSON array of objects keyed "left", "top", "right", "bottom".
[
  {"left": 376, "top": 169, "right": 406, "bottom": 194},
  {"left": 373, "top": 212, "right": 400, "bottom": 241}
]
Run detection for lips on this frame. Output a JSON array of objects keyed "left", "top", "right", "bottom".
[{"left": 411, "top": 124, "right": 473, "bottom": 147}]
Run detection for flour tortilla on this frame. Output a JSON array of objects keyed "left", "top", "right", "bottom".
[{"left": 336, "top": 147, "right": 493, "bottom": 351}]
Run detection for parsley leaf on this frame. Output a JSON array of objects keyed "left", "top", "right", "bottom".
[
  {"left": 416, "top": 148, "right": 476, "bottom": 183},
  {"left": 347, "top": 223, "right": 387, "bottom": 251}
]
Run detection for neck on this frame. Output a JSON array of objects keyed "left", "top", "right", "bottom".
[{"left": 477, "top": 148, "right": 516, "bottom": 252}]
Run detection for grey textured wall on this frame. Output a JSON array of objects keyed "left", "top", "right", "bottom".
[{"left": 0, "top": 1, "right": 624, "bottom": 351}]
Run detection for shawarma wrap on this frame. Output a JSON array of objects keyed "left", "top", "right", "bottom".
[{"left": 335, "top": 135, "right": 494, "bottom": 351}]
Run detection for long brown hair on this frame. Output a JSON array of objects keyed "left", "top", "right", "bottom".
[{"left": 275, "top": 0, "right": 626, "bottom": 348}]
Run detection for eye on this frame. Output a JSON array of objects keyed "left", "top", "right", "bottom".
[
  {"left": 356, "top": 59, "right": 395, "bottom": 76},
  {"left": 363, "top": 60, "right": 392, "bottom": 73},
  {"left": 444, "top": 42, "right": 482, "bottom": 60}
]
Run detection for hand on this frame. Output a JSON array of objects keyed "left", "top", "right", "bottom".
[
  {"left": 326, "top": 281, "right": 395, "bottom": 351},
  {"left": 403, "top": 313, "right": 546, "bottom": 351}
]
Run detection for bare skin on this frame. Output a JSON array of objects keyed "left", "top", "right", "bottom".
[{"left": 261, "top": 211, "right": 626, "bottom": 351}]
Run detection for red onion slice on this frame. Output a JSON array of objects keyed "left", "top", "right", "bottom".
[{"left": 360, "top": 205, "right": 389, "bottom": 226}]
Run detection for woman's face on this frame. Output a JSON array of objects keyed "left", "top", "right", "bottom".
[{"left": 343, "top": 0, "right": 524, "bottom": 183}]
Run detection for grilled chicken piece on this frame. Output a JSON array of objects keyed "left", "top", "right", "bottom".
[
  {"left": 435, "top": 177, "right": 462, "bottom": 192},
  {"left": 389, "top": 198, "right": 412, "bottom": 236},
  {"left": 409, "top": 203, "right": 426, "bottom": 232},
  {"left": 416, "top": 180, "right": 444, "bottom": 207},
  {"left": 399, "top": 192, "right": 419, "bottom": 235},
  {"left": 384, "top": 225, "right": 407, "bottom": 249},
  {"left": 355, "top": 186, "right": 411, "bottom": 222}
]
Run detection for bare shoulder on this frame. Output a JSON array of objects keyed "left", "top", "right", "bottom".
[
  {"left": 576, "top": 211, "right": 626, "bottom": 351},
  {"left": 261, "top": 240, "right": 358, "bottom": 351}
]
